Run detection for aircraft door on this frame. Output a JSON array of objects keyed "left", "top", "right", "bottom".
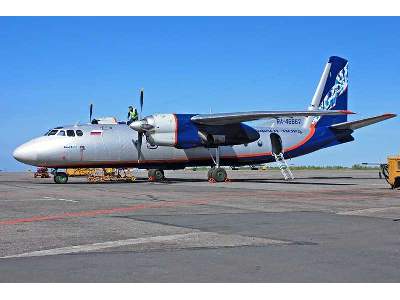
[{"left": 270, "top": 133, "right": 283, "bottom": 155}]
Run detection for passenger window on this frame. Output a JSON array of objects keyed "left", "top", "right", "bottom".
[
  {"left": 76, "top": 130, "right": 83, "bottom": 136},
  {"left": 67, "top": 130, "right": 75, "bottom": 137},
  {"left": 48, "top": 130, "right": 58, "bottom": 136},
  {"left": 57, "top": 130, "right": 66, "bottom": 136}
]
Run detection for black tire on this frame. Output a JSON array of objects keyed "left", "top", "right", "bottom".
[
  {"left": 393, "top": 177, "right": 400, "bottom": 189},
  {"left": 54, "top": 172, "right": 68, "bottom": 184},
  {"left": 148, "top": 169, "right": 156, "bottom": 178},
  {"left": 207, "top": 168, "right": 215, "bottom": 179},
  {"left": 154, "top": 169, "right": 164, "bottom": 181},
  {"left": 212, "top": 167, "right": 227, "bottom": 182},
  {"left": 148, "top": 169, "right": 164, "bottom": 181}
]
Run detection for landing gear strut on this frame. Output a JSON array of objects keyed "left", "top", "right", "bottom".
[
  {"left": 148, "top": 169, "right": 165, "bottom": 182},
  {"left": 208, "top": 146, "right": 228, "bottom": 183},
  {"left": 54, "top": 171, "right": 68, "bottom": 184}
]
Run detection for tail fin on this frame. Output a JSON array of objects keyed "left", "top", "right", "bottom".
[{"left": 305, "top": 56, "right": 349, "bottom": 128}]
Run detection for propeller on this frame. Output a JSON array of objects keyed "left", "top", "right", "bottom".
[
  {"left": 139, "top": 88, "right": 144, "bottom": 119},
  {"left": 137, "top": 131, "right": 143, "bottom": 163},
  {"left": 132, "top": 89, "right": 154, "bottom": 162},
  {"left": 89, "top": 103, "right": 93, "bottom": 123}
]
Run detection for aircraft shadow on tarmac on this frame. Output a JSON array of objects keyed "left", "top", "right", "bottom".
[
  {"left": 142, "top": 177, "right": 356, "bottom": 186},
  {"left": 31, "top": 176, "right": 357, "bottom": 186}
]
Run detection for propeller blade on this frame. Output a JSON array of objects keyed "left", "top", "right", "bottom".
[
  {"left": 89, "top": 104, "right": 93, "bottom": 122},
  {"left": 140, "top": 89, "right": 144, "bottom": 117},
  {"left": 137, "top": 133, "right": 143, "bottom": 162}
]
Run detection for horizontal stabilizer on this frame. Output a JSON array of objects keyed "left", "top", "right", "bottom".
[
  {"left": 330, "top": 113, "right": 396, "bottom": 131},
  {"left": 191, "top": 110, "right": 354, "bottom": 125}
]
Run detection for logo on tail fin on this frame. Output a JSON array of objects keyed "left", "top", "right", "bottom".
[
  {"left": 320, "top": 62, "right": 348, "bottom": 111},
  {"left": 312, "top": 56, "right": 349, "bottom": 127}
]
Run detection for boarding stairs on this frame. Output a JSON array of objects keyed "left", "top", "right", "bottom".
[{"left": 273, "top": 153, "right": 294, "bottom": 180}]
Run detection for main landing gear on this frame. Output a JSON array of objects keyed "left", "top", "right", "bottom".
[
  {"left": 208, "top": 146, "right": 228, "bottom": 183},
  {"left": 148, "top": 169, "right": 165, "bottom": 182},
  {"left": 53, "top": 171, "right": 68, "bottom": 184},
  {"left": 208, "top": 167, "right": 228, "bottom": 182}
]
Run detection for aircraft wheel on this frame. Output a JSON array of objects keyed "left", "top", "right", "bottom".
[
  {"left": 148, "top": 169, "right": 164, "bottom": 181},
  {"left": 54, "top": 172, "right": 68, "bottom": 184},
  {"left": 155, "top": 169, "right": 164, "bottom": 181},
  {"left": 393, "top": 177, "right": 400, "bottom": 189},
  {"left": 211, "top": 167, "right": 227, "bottom": 182},
  {"left": 207, "top": 168, "right": 215, "bottom": 179}
]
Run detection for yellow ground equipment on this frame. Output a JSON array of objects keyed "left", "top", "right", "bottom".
[
  {"left": 380, "top": 156, "right": 400, "bottom": 189},
  {"left": 87, "top": 168, "right": 136, "bottom": 183},
  {"left": 34, "top": 167, "right": 50, "bottom": 178},
  {"left": 386, "top": 156, "right": 400, "bottom": 189},
  {"left": 66, "top": 168, "right": 96, "bottom": 177}
]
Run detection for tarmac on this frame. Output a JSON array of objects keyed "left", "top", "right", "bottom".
[{"left": 0, "top": 169, "right": 399, "bottom": 282}]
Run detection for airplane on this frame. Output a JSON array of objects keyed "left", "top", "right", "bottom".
[{"left": 13, "top": 56, "right": 396, "bottom": 184}]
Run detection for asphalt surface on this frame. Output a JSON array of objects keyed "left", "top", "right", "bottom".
[{"left": 0, "top": 169, "right": 399, "bottom": 282}]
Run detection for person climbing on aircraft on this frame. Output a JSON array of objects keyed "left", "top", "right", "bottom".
[{"left": 127, "top": 106, "right": 138, "bottom": 125}]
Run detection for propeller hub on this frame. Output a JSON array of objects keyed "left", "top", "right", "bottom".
[
  {"left": 129, "top": 118, "right": 154, "bottom": 132},
  {"left": 129, "top": 120, "right": 145, "bottom": 132}
]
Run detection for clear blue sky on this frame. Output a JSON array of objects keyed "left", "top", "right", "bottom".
[{"left": 1, "top": 17, "right": 399, "bottom": 171}]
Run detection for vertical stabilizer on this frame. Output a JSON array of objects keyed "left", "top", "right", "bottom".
[{"left": 304, "top": 56, "right": 348, "bottom": 128}]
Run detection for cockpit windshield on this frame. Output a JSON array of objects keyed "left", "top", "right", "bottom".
[
  {"left": 47, "top": 130, "right": 58, "bottom": 136},
  {"left": 45, "top": 128, "right": 84, "bottom": 137}
]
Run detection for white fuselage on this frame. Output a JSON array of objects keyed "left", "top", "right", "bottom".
[{"left": 13, "top": 118, "right": 316, "bottom": 169}]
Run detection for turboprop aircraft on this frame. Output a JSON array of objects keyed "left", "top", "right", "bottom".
[{"left": 13, "top": 56, "right": 396, "bottom": 183}]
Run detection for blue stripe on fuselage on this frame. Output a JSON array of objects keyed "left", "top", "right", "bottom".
[{"left": 175, "top": 114, "right": 202, "bottom": 149}]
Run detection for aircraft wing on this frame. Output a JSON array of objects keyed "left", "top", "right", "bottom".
[
  {"left": 191, "top": 110, "right": 354, "bottom": 125},
  {"left": 330, "top": 113, "right": 396, "bottom": 131}
]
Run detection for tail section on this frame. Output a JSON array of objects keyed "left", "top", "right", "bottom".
[{"left": 305, "top": 56, "right": 349, "bottom": 128}]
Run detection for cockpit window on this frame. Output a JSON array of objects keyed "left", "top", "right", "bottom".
[
  {"left": 76, "top": 130, "right": 83, "bottom": 136},
  {"left": 57, "top": 130, "right": 66, "bottom": 136},
  {"left": 67, "top": 130, "right": 75, "bottom": 137},
  {"left": 48, "top": 130, "right": 58, "bottom": 136}
]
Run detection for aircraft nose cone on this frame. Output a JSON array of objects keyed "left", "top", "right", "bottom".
[{"left": 13, "top": 143, "right": 37, "bottom": 164}]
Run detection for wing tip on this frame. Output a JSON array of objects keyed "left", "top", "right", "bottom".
[
  {"left": 382, "top": 113, "right": 397, "bottom": 118},
  {"left": 341, "top": 110, "right": 355, "bottom": 115}
]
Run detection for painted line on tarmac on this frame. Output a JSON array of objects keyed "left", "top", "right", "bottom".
[
  {"left": 0, "top": 198, "right": 79, "bottom": 202},
  {"left": 57, "top": 198, "right": 79, "bottom": 203},
  {"left": 1, "top": 232, "right": 289, "bottom": 259},
  {"left": 0, "top": 199, "right": 209, "bottom": 226},
  {"left": 338, "top": 206, "right": 400, "bottom": 216}
]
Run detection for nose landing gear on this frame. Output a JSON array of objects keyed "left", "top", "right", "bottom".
[{"left": 53, "top": 171, "right": 68, "bottom": 184}]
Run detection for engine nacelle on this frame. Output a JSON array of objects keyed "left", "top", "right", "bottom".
[
  {"left": 144, "top": 113, "right": 260, "bottom": 149},
  {"left": 144, "top": 114, "right": 178, "bottom": 147}
]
